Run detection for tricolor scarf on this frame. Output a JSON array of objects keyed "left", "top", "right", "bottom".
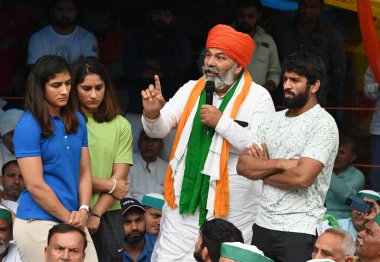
[
  {"left": 179, "top": 72, "right": 242, "bottom": 225},
  {"left": 163, "top": 70, "right": 253, "bottom": 224}
]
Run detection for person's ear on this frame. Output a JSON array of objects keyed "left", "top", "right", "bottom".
[
  {"left": 202, "top": 246, "right": 211, "bottom": 262},
  {"left": 310, "top": 80, "right": 320, "bottom": 94},
  {"left": 234, "top": 65, "right": 243, "bottom": 76}
]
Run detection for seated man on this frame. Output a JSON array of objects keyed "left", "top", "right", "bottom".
[
  {"left": 141, "top": 193, "right": 164, "bottom": 236},
  {"left": 326, "top": 135, "right": 365, "bottom": 219},
  {"left": 44, "top": 223, "right": 86, "bottom": 262},
  {"left": 311, "top": 228, "right": 355, "bottom": 262},
  {"left": 1, "top": 160, "right": 25, "bottom": 213},
  {"left": 337, "top": 190, "right": 380, "bottom": 240},
  {"left": 0, "top": 207, "right": 20, "bottom": 261},
  {"left": 219, "top": 242, "right": 273, "bottom": 262},
  {"left": 120, "top": 197, "right": 156, "bottom": 262},
  {"left": 193, "top": 218, "right": 243, "bottom": 262},
  {"left": 0, "top": 109, "right": 24, "bottom": 170},
  {"left": 356, "top": 213, "right": 380, "bottom": 262},
  {"left": 127, "top": 131, "right": 168, "bottom": 201}
]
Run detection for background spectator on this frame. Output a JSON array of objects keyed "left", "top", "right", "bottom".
[
  {"left": 311, "top": 228, "right": 355, "bottom": 262},
  {"left": 27, "top": 0, "right": 98, "bottom": 65},
  {"left": 120, "top": 197, "right": 156, "bottom": 262},
  {"left": 193, "top": 218, "right": 243, "bottom": 262},
  {"left": 0, "top": 207, "right": 21, "bottom": 261},
  {"left": 123, "top": 0, "right": 192, "bottom": 113},
  {"left": 127, "top": 130, "right": 167, "bottom": 202},
  {"left": 0, "top": 109, "right": 24, "bottom": 171},
  {"left": 1, "top": 160, "right": 24, "bottom": 213},
  {"left": 0, "top": 0, "right": 30, "bottom": 96},
  {"left": 336, "top": 190, "right": 380, "bottom": 240},
  {"left": 325, "top": 134, "right": 365, "bottom": 219},
  {"left": 355, "top": 213, "right": 380, "bottom": 262},
  {"left": 44, "top": 223, "right": 87, "bottom": 262},
  {"left": 273, "top": 0, "right": 346, "bottom": 107},
  {"left": 363, "top": 65, "right": 380, "bottom": 192},
  {"left": 141, "top": 193, "right": 164, "bottom": 236}
]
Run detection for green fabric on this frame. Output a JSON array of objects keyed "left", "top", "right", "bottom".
[
  {"left": 142, "top": 194, "right": 165, "bottom": 210},
  {"left": 87, "top": 115, "right": 133, "bottom": 211},
  {"left": 374, "top": 213, "right": 380, "bottom": 226},
  {"left": 179, "top": 73, "right": 243, "bottom": 225},
  {"left": 325, "top": 165, "right": 365, "bottom": 219},
  {"left": 323, "top": 213, "right": 341, "bottom": 228},
  {"left": 0, "top": 208, "right": 12, "bottom": 221},
  {"left": 221, "top": 243, "right": 274, "bottom": 262}
]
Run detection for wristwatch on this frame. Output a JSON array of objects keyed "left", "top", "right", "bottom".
[{"left": 79, "top": 205, "right": 90, "bottom": 215}]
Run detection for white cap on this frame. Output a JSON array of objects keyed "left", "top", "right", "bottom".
[{"left": 0, "top": 109, "right": 24, "bottom": 136}]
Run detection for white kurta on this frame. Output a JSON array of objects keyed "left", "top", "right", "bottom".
[{"left": 143, "top": 77, "right": 275, "bottom": 261}]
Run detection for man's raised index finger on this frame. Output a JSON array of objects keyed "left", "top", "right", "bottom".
[{"left": 154, "top": 75, "right": 162, "bottom": 91}]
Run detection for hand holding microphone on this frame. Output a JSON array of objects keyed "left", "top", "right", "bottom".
[{"left": 201, "top": 81, "right": 222, "bottom": 129}]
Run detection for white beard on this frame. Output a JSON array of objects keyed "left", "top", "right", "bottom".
[
  {"left": 0, "top": 240, "right": 10, "bottom": 255},
  {"left": 202, "top": 63, "right": 238, "bottom": 90}
]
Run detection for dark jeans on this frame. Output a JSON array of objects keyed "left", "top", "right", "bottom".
[{"left": 251, "top": 224, "right": 317, "bottom": 262}]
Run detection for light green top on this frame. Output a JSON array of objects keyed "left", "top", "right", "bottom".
[
  {"left": 87, "top": 115, "right": 133, "bottom": 211},
  {"left": 326, "top": 165, "right": 365, "bottom": 219}
]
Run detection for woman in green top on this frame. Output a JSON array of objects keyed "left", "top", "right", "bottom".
[{"left": 72, "top": 57, "right": 133, "bottom": 261}]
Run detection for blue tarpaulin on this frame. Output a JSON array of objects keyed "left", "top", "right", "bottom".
[{"left": 261, "top": 0, "right": 298, "bottom": 11}]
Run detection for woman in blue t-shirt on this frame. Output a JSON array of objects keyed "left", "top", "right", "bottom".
[{"left": 13, "top": 55, "right": 98, "bottom": 261}]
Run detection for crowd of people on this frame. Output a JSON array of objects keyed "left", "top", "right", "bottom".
[{"left": 0, "top": 0, "right": 379, "bottom": 261}]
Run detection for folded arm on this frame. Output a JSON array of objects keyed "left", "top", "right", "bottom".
[
  {"left": 17, "top": 157, "right": 71, "bottom": 223},
  {"left": 264, "top": 157, "right": 324, "bottom": 190},
  {"left": 237, "top": 143, "right": 298, "bottom": 180}
]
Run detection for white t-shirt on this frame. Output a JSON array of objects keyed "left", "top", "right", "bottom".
[
  {"left": 2, "top": 243, "right": 21, "bottom": 262},
  {"left": 27, "top": 25, "right": 98, "bottom": 64},
  {"left": 127, "top": 153, "right": 168, "bottom": 202},
  {"left": 254, "top": 104, "right": 339, "bottom": 235}
]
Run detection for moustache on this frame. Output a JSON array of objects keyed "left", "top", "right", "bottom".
[
  {"left": 284, "top": 90, "right": 295, "bottom": 96},
  {"left": 202, "top": 66, "right": 221, "bottom": 77}
]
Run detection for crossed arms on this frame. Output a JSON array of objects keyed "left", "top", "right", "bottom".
[{"left": 237, "top": 142, "right": 324, "bottom": 190}]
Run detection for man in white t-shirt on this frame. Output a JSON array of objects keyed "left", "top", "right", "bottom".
[
  {"left": 27, "top": 0, "right": 98, "bottom": 65},
  {"left": 237, "top": 52, "right": 339, "bottom": 262}
]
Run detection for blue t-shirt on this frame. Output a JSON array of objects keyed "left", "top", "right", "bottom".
[
  {"left": 13, "top": 111, "right": 88, "bottom": 222},
  {"left": 123, "top": 234, "right": 156, "bottom": 262}
]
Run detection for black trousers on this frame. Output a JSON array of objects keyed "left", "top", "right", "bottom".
[{"left": 251, "top": 224, "right": 317, "bottom": 262}]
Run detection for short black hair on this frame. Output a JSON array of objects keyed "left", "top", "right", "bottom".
[
  {"left": 47, "top": 224, "right": 87, "bottom": 252},
  {"left": 339, "top": 134, "right": 360, "bottom": 156},
  {"left": 236, "top": 0, "right": 263, "bottom": 13},
  {"left": 282, "top": 51, "right": 327, "bottom": 95},
  {"left": 2, "top": 160, "right": 18, "bottom": 176},
  {"left": 200, "top": 219, "right": 244, "bottom": 262}
]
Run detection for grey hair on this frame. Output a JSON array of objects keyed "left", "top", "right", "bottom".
[{"left": 324, "top": 228, "right": 355, "bottom": 256}]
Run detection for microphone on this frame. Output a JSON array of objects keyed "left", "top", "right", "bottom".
[
  {"left": 205, "top": 81, "right": 215, "bottom": 132},
  {"left": 205, "top": 80, "right": 215, "bottom": 106}
]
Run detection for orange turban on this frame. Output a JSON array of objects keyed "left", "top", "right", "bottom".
[{"left": 206, "top": 24, "right": 255, "bottom": 68}]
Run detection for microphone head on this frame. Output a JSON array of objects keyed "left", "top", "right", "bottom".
[{"left": 205, "top": 80, "right": 215, "bottom": 94}]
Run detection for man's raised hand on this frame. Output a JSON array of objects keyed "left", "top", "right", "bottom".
[{"left": 141, "top": 75, "right": 166, "bottom": 119}]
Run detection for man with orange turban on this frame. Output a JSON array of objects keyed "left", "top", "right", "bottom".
[{"left": 141, "top": 24, "right": 275, "bottom": 260}]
